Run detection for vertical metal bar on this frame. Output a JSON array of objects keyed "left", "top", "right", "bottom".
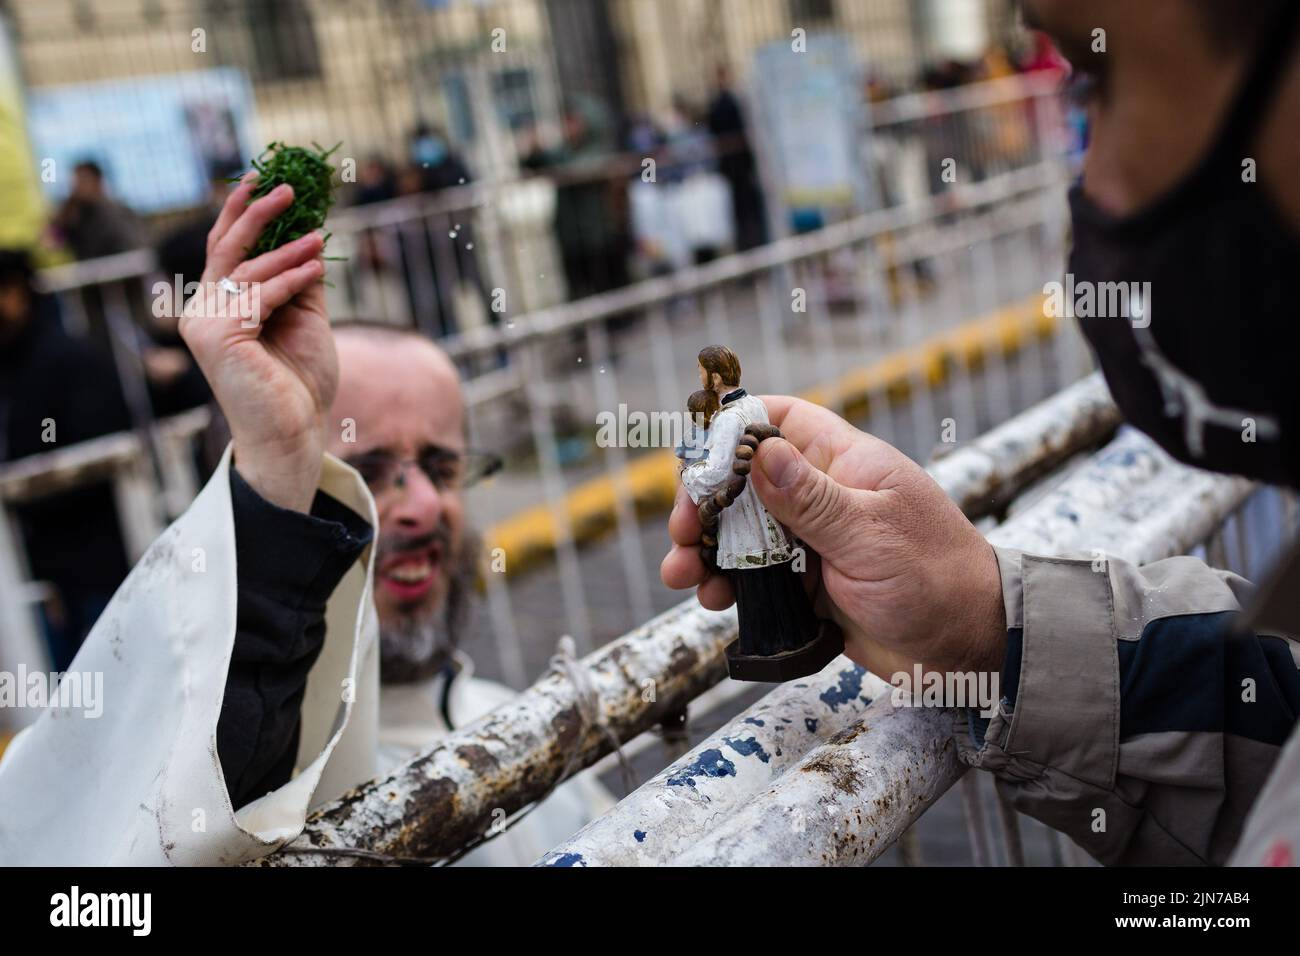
[
  {"left": 755, "top": 271, "right": 793, "bottom": 396},
  {"left": 428, "top": 212, "right": 462, "bottom": 337},
  {"left": 155, "top": 421, "right": 200, "bottom": 520},
  {"left": 856, "top": 240, "right": 899, "bottom": 442},
  {"left": 112, "top": 451, "right": 164, "bottom": 562},
  {"left": 520, "top": 342, "right": 593, "bottom": 650},
  {"left": 1035, "top": 188, "right": 1086, "bottom": 391},
  {"left": 939, "top": 239, "right": 981, "bottom": 445},
  {"left": 467, "top": 384, "right": 529, "bottom": 689},
  {"left": 382, "top": 223, "right": 418, "bottom": 330},
  {"left": 959, "top": 771, "right": 993, "bottom": 867},
  {"left": 585, "top": 320, "right": 654, "bottom": 630},
  {"left": 646, "top": 304, "right": 683, "bottom": 414},
  {"left": 970, "top": 226, "right": 1013, "bottom": 426},
  {"left": 1006, "top": 223, "right": 1054, "bottom": 401},
  {"left": 403, "top": 216, "right": 442, "bottom": 335},
  {"left": 0, "top": 506, "right": 49, "bottom": 718},
  {"left": 891, "top": 228, "right": 939, "bottom": 461},
  {"left": 481, "top": 550, "right": 528, "bottom": 690},
  {"left": 808, "top": 257, "right": 845, "bottom": 417},
  {"left": 994, "top": 789, "right": 1026, "bottom": 867},
  {"left": 704, "top": 286, "right": 733, "bottom": 349}
]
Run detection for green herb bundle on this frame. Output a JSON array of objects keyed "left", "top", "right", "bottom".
[{"left": 241, "top": 141, "right": 343, "bottom": 257}]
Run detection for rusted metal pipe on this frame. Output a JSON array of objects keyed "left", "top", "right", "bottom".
[{"left": 256, "top": 600, "right": 736, "bottom": 865}]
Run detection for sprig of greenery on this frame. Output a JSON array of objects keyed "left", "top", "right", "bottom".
[{"left": 238, "top": 141, "right": 343, "bottom": 258}]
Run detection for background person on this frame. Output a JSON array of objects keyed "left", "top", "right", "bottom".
[{"left": 0, "top": 249, "right": 131, "bottom": 670}]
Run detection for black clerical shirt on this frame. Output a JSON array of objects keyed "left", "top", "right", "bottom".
[{"left": 218, "top": 468, "right": 372, "bottom": 810}]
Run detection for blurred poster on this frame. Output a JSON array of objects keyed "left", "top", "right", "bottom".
[
  {"left": 751, "top": 34, "right": 876, "bottom": 227},
  {"left": 26, "top": 67, "right": 256, "bottom": 214},
  {"left": 0, "top": 14, "right": 44, "bottom": 248}
]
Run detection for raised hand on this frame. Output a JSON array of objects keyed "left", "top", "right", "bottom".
[{"left": 179, "top": 176, "right": 337, "bottom": 513}]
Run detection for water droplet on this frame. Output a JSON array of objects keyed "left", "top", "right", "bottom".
[
  {"left": 466, "top": 242, "right": 474, "bottom": 250},
  {"left": 448, "top": 230, "right": 458, "bottom": 239},
  {"left": 577, "top": 357, "right": 583, "bottom": 364},
  {"left": 458, "top": 177, "right": 466, "bottom": 184},
  {"left": 599, "top": 366, "right": 606, "bottom": 374}
]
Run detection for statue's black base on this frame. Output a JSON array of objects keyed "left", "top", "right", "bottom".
[
  {"left": 725, "top": 560, "right": 843, "bottom": 682},
  {"left": 725, "top": 618, "right": 844, "bottom": 682}
]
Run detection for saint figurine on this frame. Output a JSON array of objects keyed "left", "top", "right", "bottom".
[{"left": 679, "top": 345, "right": 842, "bottom": 681}]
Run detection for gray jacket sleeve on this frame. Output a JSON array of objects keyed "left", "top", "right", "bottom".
[{"left": 956, "top": 546, "right": 1300, "bottom": 865}]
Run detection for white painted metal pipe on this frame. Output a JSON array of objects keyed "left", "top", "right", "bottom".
[{"left": 538, "top": 662, "right": 893, "bottom": 866}]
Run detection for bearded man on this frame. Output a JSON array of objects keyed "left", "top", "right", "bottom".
[{"left": 328, "top": 323, "right": 613, "bottom": 864}]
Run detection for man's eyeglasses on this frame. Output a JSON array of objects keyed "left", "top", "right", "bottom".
[{"left": 345, "top": 447, "right": 503, "bottom": 494}]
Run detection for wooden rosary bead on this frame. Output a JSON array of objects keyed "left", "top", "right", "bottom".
[
  {"left": 737, "top": 435, "right": 759, "bottom": 452},
  {"left": 699, "top": 501, "right": 720, "bottom": 527},
  {"left": 731, "top": 458, "right": 750, "bottom": 476},
  {"left": 734, "top": 444, "right": 754, "bottom": 461},
  {"left": 712, "top": 490, "right": 730, "bottom": 510},
  {"left": 744, "top": 423, "right": 781, "bottom": 442},
  {"left": 700, "top": 532, "right": 717, "bottom": 548},
  {"left": 725, "top": 474, "right": 747, "bottom": 500},
  {"left": 700, "top": 546, "right": 718, "bottom": 568}
]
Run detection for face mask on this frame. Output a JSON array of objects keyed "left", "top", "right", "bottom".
[
  {"left": 413, "top": 135, "right": 448, "bottom": 167},
  {"left": 1067, "top": 2, "right": 1300, "bottom": 488}
]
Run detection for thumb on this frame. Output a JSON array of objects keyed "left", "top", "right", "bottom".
[{"left": 750, "top": 437, "right": 857, "bottom": 559}]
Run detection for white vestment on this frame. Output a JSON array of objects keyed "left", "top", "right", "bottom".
[
  {"left": 0, "top": 449, "right": 381, "bottom": 865},
  {"left": 378, "top": 651, "right": 617, "bottom": 866},
  {"left": 681, "top": 393, "right": 794, "bottom": 569}
]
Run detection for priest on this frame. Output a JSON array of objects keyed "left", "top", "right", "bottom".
[{"left": 0, "top": 176, "right": 381, "bottom": 864}]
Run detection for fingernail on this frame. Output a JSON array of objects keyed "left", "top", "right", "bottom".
[
  {"left": 759, "top": 439, "right": 800, "bottom": 489},
  {"left": 275, "top": 184, "right": 293, "bottom": 198}
]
